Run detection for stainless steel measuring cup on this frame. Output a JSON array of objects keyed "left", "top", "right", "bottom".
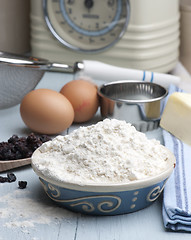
[{"left": 98, "top": 80, "right": 168, "bottom": 130}]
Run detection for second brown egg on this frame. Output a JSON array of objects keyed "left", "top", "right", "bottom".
[{"left": 60, "top": 79, "right": 99, "bottom": 123}]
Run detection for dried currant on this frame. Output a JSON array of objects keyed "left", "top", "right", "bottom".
[
  {"left": 7, "top": 172, "right": 17, "bottom": 182},
  {"left": 0, "top": 176, "right": 8, "bottom": 183},
  {"left": 18, "top": 181, "right": 27, "bottom": 189}
]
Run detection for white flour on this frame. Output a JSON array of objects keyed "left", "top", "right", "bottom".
[{"left": 32, "top": 119, "right": 171, "bottom": 184}]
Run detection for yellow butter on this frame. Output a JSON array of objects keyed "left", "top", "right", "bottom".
[{"left": 160, "top": 92, "right": 191, "bottom": 146}]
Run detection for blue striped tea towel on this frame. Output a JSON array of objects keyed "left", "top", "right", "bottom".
[{"left": 162, "top": 85, "right": 191, "bottom": 232}]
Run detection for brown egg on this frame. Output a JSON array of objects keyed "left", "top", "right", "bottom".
[
  {"left": 60, "top": 79, "right": 99, "bottom": 123},
  {"left": 20, "top": 89, "right": 74, "bottom": 134}
]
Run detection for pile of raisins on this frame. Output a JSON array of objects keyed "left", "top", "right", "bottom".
[{"left": 0, "top": 133, "right": 51, "bottom": 161}]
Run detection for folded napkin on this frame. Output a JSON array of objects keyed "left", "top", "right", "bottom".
[{"left": 162, "top": 85, "right": 191, "bottom": 232}]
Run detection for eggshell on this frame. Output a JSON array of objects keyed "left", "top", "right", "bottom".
[
  {"left": 20, "top": 89, "right": 74, "bottom": 134},
  {"left": 60, "top": 79, "right": 99, "bottom": 123}
]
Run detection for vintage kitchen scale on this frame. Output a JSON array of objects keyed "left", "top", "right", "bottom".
[{"left": 30, "top": 0, "right": 180, "bottom": 72}]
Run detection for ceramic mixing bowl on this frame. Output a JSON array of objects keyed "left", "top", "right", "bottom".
[{"left": 31, "top": 147, "right": 175, "bottom": 216}]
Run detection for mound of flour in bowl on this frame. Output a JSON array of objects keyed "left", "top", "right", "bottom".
[{"left": 32, "top": 119, "right": 171, "bottom": 184}]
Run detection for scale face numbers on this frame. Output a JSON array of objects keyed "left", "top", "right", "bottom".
[{"left": 43, "top": 0, "right": 130, "bottom": 52}]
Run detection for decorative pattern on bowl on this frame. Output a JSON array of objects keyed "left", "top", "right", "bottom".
[{"left": 39, "top": 177, "right": 168, "bottom": 216}]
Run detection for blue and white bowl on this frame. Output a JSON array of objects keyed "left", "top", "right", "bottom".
[{"left": 31, "top": 148, "right": 175, "bottom": 216}]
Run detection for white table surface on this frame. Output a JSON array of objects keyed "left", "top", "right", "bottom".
[{"left": 0, "top": 71, "right": 190, "bottom": 240}]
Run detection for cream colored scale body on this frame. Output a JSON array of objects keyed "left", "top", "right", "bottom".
[{"left": 30, "top": 0, "right": 179, "bottom": 72}]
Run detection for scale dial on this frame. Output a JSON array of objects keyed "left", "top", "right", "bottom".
[{"left": 43, "top": 0, "right": 130, "bottom": 52}]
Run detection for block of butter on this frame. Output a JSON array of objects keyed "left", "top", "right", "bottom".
[{"left": 160, "top": 92, "right": 191, "bottom": 146}]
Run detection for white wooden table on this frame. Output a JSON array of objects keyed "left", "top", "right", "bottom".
[{"left": 0, "top": 71, "right": 190, "bottom": 240}]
